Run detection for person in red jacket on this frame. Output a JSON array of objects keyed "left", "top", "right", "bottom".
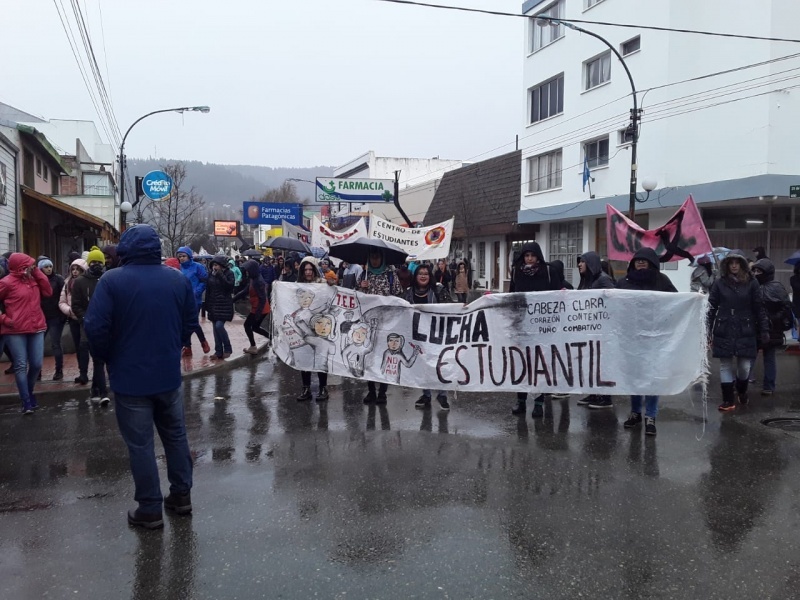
[{"left": 0, "top": 253, "right": 53, "bottom": 414}]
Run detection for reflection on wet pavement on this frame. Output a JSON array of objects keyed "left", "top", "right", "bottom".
[{"left": 2, "top": 357, "right": 800, "bottom": 598}]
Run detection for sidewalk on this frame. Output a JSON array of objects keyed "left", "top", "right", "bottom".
[{"left": 0, "top": 315, "right": 268, "bottom": 405}]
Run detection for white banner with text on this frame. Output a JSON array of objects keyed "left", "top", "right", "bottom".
[
  {"left": 271, "top": 283, "right": 707, "bottom": 395},
  {"left": 368, "top": 215, "right": 454, "bottom": 261}
]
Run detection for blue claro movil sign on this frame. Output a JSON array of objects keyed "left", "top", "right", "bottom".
[{"left": 142, "top": 170, "right": 174, "bottom": 201}]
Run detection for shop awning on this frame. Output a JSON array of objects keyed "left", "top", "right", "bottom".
[{"left": 21, "top": 185, "right": 119, "bottom": 240}]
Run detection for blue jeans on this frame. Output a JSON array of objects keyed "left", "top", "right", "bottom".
[
  {"left": 5, "top": 332, "right": 44, "bottom": 402},
  {"left": 114, "top": 385, "right": 193, "bottom": 514},
  {"left": 45, "top": 317, "right": 66, "bottom": 371},
  {"left": 631, "top": 395, "right": 659, "bottom": 419},
  {"left": 762, "top": 346, "right": 777, "bottom": 391},
  {"left": 422, "top": 389, "right": 446, "bottom": 398},
  {"left": 212, "top": 321, "right": 231, "bottom": 356},
  {"left": 719, "top": 357, "right": 752, "bottom": 384}
]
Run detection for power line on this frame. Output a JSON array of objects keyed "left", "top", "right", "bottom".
[
  {"left": 372, "top": 0, "right": 800, "bottom": 44},
  {"left": 51, "top": 0, "right": 116, "bottom": 145}
]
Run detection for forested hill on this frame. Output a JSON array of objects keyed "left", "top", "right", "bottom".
[{"left": 126, "top": 159, "right": 334, "bottom": 206}]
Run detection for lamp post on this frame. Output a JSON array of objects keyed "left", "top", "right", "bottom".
[
  {"left": 535, "top": 17, "right": 641, "bottom": 218},
  {"left": 118, "top": 105, "right": 210, "bottom": 230}
]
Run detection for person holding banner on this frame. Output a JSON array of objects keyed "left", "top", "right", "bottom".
[
  {"left": 509, "top": 242, "right": 564, "bottom": 418},
  {"left": 614, "top": 248, "right": 677, "bottom": 434},
  {"left": 360, "top": 249, "right": 404, "bottom": 405},
  {"left": 707, "top": 252, "right": 769, "bottom": 412},
  {"left": 294, "top": 257, "right": 330, "bottom": 402},
  {"left": 575, "top": 251, "right": 616, "bottom": 409},
  {"left": 405, "top": 264, "right": 451, "bottom": 411}
]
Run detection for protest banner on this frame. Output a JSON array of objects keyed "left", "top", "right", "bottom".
[
  {"left": 311, "top": 216, "right": 367, "bottom": 251},
  {"left": 282, "top": 220, "right": 310, "bottom": 243},
  {"left": 606, "top": 196, "right": 713, "bottom": 263},
  {"left": 368, "top": 215, "right": 453, "bottom": 261},
  {"left": 271, "top": 282, "right": 707, "bottom": 395}
]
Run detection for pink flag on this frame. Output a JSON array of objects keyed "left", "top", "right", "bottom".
[{"left": 606, "top": 196, "right": 713, "bottom": 263}]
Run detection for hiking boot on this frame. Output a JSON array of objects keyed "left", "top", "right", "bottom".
[
  {"left": 53, "top": 370, "right": 63, "bottom": 381},
  {"left": 296, "top": 387, "right": 312, "bottom": 402},
  {"left": 127, "top": 508, "right": 164, "bottom": 530},
  {"left": 531, "top": 403, "right": 544, "bottom": 419},
  {"left": 316, "top": 387, "right": 329, "bottom": 402},
  {"left": 164, "top": 492, "right": 192, "bottom": 515},
  {"left": 577, "top": 395, "right": 596, "bottom": 406},
  {"left": 363, "top": 391, "right": 377, "bottom": 404},
  {"left": 718, "top": 382, "right": 736, "bottom": 412},
  {"left": 511, "top": 400, "right": 526, "bottom": 416},
  {"left": 243, "top": 345, "right": 258, "bottom": 355},
  {"left": 736, "top": 379, "right": 749, "bottom": 405},
  {"left": 436, "top": 394, "right": 450, "bottom": 411},
  {"left": 201, "top": 340, "right": 211, "bottom": 354},
  {"left": 644, "top": 417, "right": 657, "bottom": 436},
  {"left": 623, "top": 412, "right": 643, "bottom": 429},
  {"left": 181, "top": 346, "right": 192, "bottom": 357},
  {"left": 588, "top": 396, "right": 613, "bottom": 409},
  {"left": 415, "top": 394, "right": 431, "bottom": 409},
  {"left": 375, "top": 392, "right": 388, "bottom": 405}
]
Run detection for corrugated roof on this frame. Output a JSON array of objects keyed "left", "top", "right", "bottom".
[{"left": 424, "top": 150, "right": 522, "bottom": 236}]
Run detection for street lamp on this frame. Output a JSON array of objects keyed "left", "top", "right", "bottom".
[
  {"left": 535, "top": 17, "right": 641, "bottom": 219},
  {"left": 118, "top": 105, "right": 210, "bottom": 230}
]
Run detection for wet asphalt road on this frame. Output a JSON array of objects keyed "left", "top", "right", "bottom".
[{"left": 2, "top": 352, "right": 800, "bottom": 599}]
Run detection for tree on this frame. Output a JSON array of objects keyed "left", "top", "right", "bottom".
[
  {"left": 257, "top": 181, "right": 301, "bottom": 204},
  {"left": 143, "top": 162, "right": 206, "bottom": 257}
]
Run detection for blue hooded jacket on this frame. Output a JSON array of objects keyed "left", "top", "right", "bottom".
[
  {"left": 177, "top": 245, "right": 207, "bottom": 306},
  {"left": 85, "top": 225, "right": 199, "bottom": 396}
]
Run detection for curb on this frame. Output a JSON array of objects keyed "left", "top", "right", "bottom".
[{"left": 0, "top": 340, "right": 270, "bottom": 408}]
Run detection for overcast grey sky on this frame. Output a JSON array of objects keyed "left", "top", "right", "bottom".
[{"left": 5, "top": 0, "right": 521, "bottom": 169}]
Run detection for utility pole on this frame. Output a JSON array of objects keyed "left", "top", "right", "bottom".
[{"left": 393, "top": 170, "right": 413, "bottom": 227}]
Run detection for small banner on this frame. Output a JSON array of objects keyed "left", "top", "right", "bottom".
[
  {"left": 368, "top": 215, "right": 454, "bottom": 261},
  {"left": 606, "top": 196, "right": 713, "bottom": 263},
  {"left": 282, "top": 220, "right": 310, "bottom": 243},
  {"left": 311, "top": 216, "right": 367, "bottom": 252},
  {"left": 272, "top": 282, "right": 706, "bottom": 395}
]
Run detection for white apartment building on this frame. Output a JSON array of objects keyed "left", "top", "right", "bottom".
[{"left": 519, "top": 0, "right": 800, "bottom": 289}]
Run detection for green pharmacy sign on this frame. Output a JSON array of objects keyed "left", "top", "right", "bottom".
[{"left": 315, "top": 177, "right": 395, "bottom": 204}]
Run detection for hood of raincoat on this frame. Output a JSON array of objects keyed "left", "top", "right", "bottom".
[
  {"left": 117, "top": 224, "right": 162, "bottom": 265},
  {"left": 626, "top": 247, "right": 661, "bottom": 272}
]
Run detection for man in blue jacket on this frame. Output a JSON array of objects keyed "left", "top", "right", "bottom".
[
  {"left": 176, "top": 246, "right": 210, "bottom": 356},
  {"left": 85, "top": 225, "right": 198, "bottom": 530}
]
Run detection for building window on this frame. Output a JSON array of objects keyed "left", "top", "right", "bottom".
[
  {"left": 585, "top": 51, "right": 611, "bottom": 90},
  {"left": 527, "top": 149, "right": 562, "bottom": 193},
  {"left": 478, "top": 242, "right": 486, "bottom": 278},
  {"left": 621, "top": 36, "right": 641, "bottom": 57},
  {"left": 618, "top": 127, "right": 634, "bottom": 146},
  {"left": 529, "top": 74, "right": 564, "bottom": 124},
  {"left": 43, "top": 166, "right": 48, "bottom": 182},
  {"left": 549, "top": 220, "right": 583, "bottom": 287},
  {"left": 585, "top": 0, "right": 606, "bottom": 8},
  {"left": 36, "top": 157, "right": 42, "bottom": 177},
  {"left": 83, "top": 172, "right": 112, "bottom": 196},
  {"left": 530, "top": 0, "right": 564, "bottom": 53},
  {"left": 52, "top": 175, "right": 58, "bottom": 195},
  {"left": 584, "top": 136, "right": 610, "bottom": 168}
]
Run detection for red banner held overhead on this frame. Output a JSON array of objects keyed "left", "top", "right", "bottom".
[{"left": 606, "top": 196, "right": 713, "bottom": 263}]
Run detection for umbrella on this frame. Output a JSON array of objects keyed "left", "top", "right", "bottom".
[
  {"left": 327, "top": 237, "right": 408, "bottom": 265},
  {"left": 243, "top": 249, "right": 263, "bottom": 258},
  {"left": 694, "top": 246, "right": 731, "bottom": 263},
  {"left": 785, "top": 250, "right": 800, "bottom": 266},
  {"left": 195, "top": 254, "right": 214, "bottom": 260},
  {"left": 260, "top": 236, "right": 312, "bottom": 254}
]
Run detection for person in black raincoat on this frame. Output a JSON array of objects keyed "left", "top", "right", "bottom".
[
  {"left": 707, "top": 252, "right": 769, "bottom": 412},
  {"left": 233, "top": 260, "right": 271, "bottom": 355},
  {"left": 575, "top": 251, "right": 616, "bottom": 408},
  {"left": 614, "top": 247, "right": 678, "bottom": 436},
  {"left": 206, "top": 255, "right": 235, "bottom": 359},
  {"left": 751, "top": 258, "right": 792, "bottom": 394},
  {"left": 405, "top": 264, "right": 451, "bottom": 411},
  {"left": 509, "top": 241, "right": 564, "bottom": 418}
]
